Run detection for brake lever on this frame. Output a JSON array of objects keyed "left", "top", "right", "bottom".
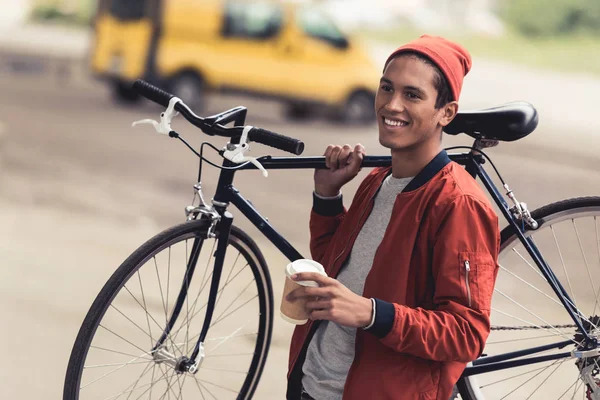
[
  {"left": 222, "top": 126, "right": 268, "bottom": 177},
  {"left": 132, "top": 97, "right": 181, "bottom": 136}
]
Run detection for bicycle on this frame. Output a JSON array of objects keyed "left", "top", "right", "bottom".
[{"left": 64, "top": 80, "right": 600, "bottom": 400}]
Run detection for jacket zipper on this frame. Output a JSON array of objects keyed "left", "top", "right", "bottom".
[{"left": 464, "top": 260, "right": 472, "bottom": 307}]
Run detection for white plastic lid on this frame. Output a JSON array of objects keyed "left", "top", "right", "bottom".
[{"left": 285, "top": 259, "right": 326, "bottom": 287}]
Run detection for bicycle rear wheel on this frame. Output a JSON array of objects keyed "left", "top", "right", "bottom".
[
  {"left": 64, "top": 219, "right": 273, "bottom": 400},
  {"left": 458, "top": 197, "right": 600, "bottom": 399}
]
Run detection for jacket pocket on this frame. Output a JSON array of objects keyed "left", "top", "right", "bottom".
[{"left": 459, "top": 252, "right": 497, "bottom": 311}]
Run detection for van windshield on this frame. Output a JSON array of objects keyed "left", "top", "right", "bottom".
[
  {"left": 298, "top": 7, "right": 348, "bottom": 49},
  {"left": 110, "top": 0, "right": 147, "bottom": 21}
]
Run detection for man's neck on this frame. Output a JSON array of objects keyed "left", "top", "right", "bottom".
[{"left": 390, "top": 142, "right": 443, "bottom": 179}]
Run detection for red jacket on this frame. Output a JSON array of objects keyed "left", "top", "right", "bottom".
[{"left": 287, "top": 151, "right": 500, "bottom": 400}]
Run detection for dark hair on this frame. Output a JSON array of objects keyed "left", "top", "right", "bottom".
[{"left": 394, "top": 51, "right": 453, "bottom": 109}]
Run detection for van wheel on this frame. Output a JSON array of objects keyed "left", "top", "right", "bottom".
[
  {"left": 112, "top": 81, "right": 140, "bottom": 103},
  {"left": 169, "top": 72, "right": 205, "bottom": 112},
  {"left": 284, "top": 102, "right": 314, "bottom": 121},
  {"left": 335, "top": 91, "right": 376, "bottom": 125}
]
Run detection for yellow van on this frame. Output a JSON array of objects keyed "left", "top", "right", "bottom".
[{"left": 91, "top": 0, "right": 379, "bottom": 123}]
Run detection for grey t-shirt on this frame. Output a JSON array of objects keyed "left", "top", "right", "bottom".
[{"left": 301, "top": 174, "right": 413, "bottom": 399}]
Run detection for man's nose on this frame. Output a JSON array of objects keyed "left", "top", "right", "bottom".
[{"left": 385, "top": 94, "right": 405, "bottom": 113}]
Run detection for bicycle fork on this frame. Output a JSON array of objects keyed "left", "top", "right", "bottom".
[{"left": 151, "top": 212, "right": 234, "bottom": 373}]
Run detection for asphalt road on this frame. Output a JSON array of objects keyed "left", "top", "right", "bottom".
[{"left": 2, "top": 71, "right": 600, "bottom": 399}]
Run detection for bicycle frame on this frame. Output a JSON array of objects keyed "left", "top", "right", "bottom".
[{"left": 160, "top": 149, "right": 593, "bottom": 375}]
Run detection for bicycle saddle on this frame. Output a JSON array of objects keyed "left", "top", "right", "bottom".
[{"left": 444, "top": 101, "right": 538, "bottom": 142}]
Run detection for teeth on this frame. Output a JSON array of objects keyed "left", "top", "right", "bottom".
[{"left": 384, "top": 118, "right": 408, "bottom": 127}]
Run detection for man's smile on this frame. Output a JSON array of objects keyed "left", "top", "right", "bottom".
[{"left": 382, "top": 116, "right": 410, "bottom": 128}]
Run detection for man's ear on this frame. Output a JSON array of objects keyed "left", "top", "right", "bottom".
[{"left": 438, "top": 101, "right": 459, "bottom": 128}]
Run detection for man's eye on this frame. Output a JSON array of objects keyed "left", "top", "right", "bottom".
[
  {"left": 405, "top": 92, "right": 419, "bottom": 99},
  {"left": 380, "top": 84, "right": 393, "bottom": 92}
]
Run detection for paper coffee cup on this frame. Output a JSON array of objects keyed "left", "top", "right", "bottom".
[{"left": 280, "top": 259, "right": 327, "bottom": 325}]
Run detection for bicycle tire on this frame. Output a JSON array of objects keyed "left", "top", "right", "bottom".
[
  {"left": 63, "top": 219, "right": 273, "bottom": 400},
  {"left": 458, "top": 196, "right": 600, "bottom": 399}
]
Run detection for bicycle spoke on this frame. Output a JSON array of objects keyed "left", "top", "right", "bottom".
[
  {"left": 214, "top": 252, "right": 242, "bottom": 310},
  {"left": 592, "top": 216, "right": 600, "bottom": 318},
  {"left": 188, "top": 330, "right": 257, "bottom": 350},
  {"left": 509, "top": 247, "right": 595, "bottom": 329},
  {"left": 499, "top": 359, "right": 563, "bottom": 399},
  {"left": 481, "top": 362, "right": 564, "bottom": 388},
  {"left": 167, "top": 246, "right": 171, "bottom": 327},
  {"left": 196, "top": 377, "right": 239, "bottom": 394},
  {"left": 81, "top": 350, "right": 155, "bottom": 389},
  {"left": 173, "top": 260, "right": 249, "bottom": 343},
  {"left": 122, "top": 285, "right": 181, "bottom": 357},
  {"left": 558, "top": 379, "right": 579, "bottom": 400},
  {"left": 90, "top": 345, "right": 153, "bottom": 360},
  {"left": 153, "top": 256, "right": 169, "bottom": 325},
  {"left": 570, "top": 379, "right": 583, "bottom": 399},
  {"left": 487, "top": 333, "right": 564, "bottom": 345},
  {"left": 177, "top": 374, "right": 187, "bottom": 400},
  {"left": 495, "top": 290, "right": 582, "bottom": 345},
  {"left": 124, "top": 362, "right": 155, "bottom": 400},
  {"left": 204, "top": 352, "right": 255, "bottom": 358},
  {"left": 524, "top": 359, "right": 567, "bottom": 399},
  {"left": 138, "top": 271, "right": 155, "bottom": 346},
  {"left": 103, "top": 364, "right": 169, "bottom": 400},
  {"left": 200, "top": 367, "right": 248, "bottom": 375},
  {"left": 573, "top": 219, "right": 597, "bottom": 315},
  {"left": 205, "top": 324, "right": 247, "bottom": 354},
  {"left": 169, "top": 241, "right": 217, "bottom": 346},
  {"left": 211, "top": 296, "right": 258, "bottom": 332},
  {"left": 85, "top": 360, "right": 154, "bottom": 368},
  {"left": 551, "top": 226, "right": 578, "bottom": 308},
  {"left": 156, "top": 369, "right": 178, "bottom": 400},
  {"left": 97, "top": 324, "right": 151, "bottom": 355},
  {"left": 109, "top": 304, "right": 154, "bottom": 342},
  {"left": 194, "top": 377, "right": 218, "bottom": 400},
  {"left": 185, "top": 239, "right": 191, "bottom": 355},
  {"left": 192, "top": 375, "right": 207, "bottom": 400},
  {"left": 210, "top": 280, "right": 258, "bottom": 327}
]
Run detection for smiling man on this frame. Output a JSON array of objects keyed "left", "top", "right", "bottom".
[{"left": 285, "top": 35, "right": 501, "bottom": 400}]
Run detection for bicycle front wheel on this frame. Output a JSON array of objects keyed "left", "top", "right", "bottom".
[
  {"left": 458, "top": 197, "right": 600, "bottom": 399},
  {"left": 64, "top": 219, "right": 273, "bottom": 400}
]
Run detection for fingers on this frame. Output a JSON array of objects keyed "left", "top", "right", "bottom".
[
  {"left": 305, "top": 298, "right": 330, "bottom": 310},
  {"left": 347, "top": 143, "right": 365, "bottom": 173},
  {"left": 286, "top": 285, "right": 330, "bottom": 302},
  {"left": 323, "top": 144, "right": 365, "bottom": 171},
  {"left": 292, "top": 272, "right": 332, "bottom": 286}
]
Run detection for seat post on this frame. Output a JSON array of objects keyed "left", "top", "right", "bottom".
[{"left": 466, "top": 138, "right": 498, "bottom": 178}]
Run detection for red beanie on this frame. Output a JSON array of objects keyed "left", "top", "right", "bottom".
[{"left": 384, "top": 35, "right": 472, "bottom": 102}]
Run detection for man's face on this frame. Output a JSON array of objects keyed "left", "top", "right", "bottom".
[{"left": 375, "top": 55, "right": 451, "bottom": 152}]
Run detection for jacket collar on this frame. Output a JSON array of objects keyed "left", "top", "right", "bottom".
[{"left": 400, "top": 149, "right": 451, "bottom": 192}]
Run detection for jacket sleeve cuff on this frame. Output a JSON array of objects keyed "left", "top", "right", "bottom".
[
  {"left": 312, "top": 191, "right": 344, "bottom": 217},
  {"left": 364, "top": 298, "right": 395, "bottom": 338}
]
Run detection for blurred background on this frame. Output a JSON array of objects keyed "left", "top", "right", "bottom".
[{"left": 1, "top": 0, "right": 599, "bottom": 398}]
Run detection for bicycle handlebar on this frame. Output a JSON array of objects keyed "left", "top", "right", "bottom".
[{"left": 132, "top": 80, "right": 305, "bottom": 155}]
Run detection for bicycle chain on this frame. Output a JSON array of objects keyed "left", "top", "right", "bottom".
[{"left": 492, "top": 324, "right": 577, "bottom": 331}]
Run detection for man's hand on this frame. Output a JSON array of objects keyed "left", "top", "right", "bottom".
[
  {"left": 286, "top": 272, "right": 373, "bottom": 328},
  {"left": 314, "top": 144, "right": 366, "bottom": 197}
]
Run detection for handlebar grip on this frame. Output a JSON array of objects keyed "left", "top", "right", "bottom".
[
  {"left": 248, "top": 127, "right": 304, "bottom": 155},
  {"left": 132, "top": 80, "right": 174, "bottom": 107}
]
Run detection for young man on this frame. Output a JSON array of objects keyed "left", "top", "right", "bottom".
[{"left": 285, "top": 35, "right": 500, "bottom": 400}]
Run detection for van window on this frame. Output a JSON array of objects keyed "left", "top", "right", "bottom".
[
  {"left": 297, "top": 8, "right": 348, "bottom": 49},
  {"left": 109, "top": 0, "right": 147, "bottom": 21},
  {"left": 223, "top": 1, "right": 283, "bottom": 40}
]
